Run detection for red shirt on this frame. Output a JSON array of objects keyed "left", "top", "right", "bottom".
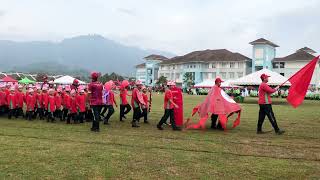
[
  {"left": 26, "top": 94, "right": 36, "bottom": 111},
  {"left": 7, "top": 93, "right": 16, "bottom": 109},
  {"left": 131, "top": 88, "right": 141, "bottom": 108},
  {"left": 88, "top": 81, "right": 103, "bottom": 106},
  {"left": 42, "top": 93, "right": 49, "bottom": 109},
  {"left": 120, "top": 89, "right": 128, "bottom": 105},
  {"left": 55, "top": 94, "right": 62, "bottom": 109},
  {"left": 0, "top": 91, "right": 6, "bottom": 106},
  {"left": 48, "top": 95, "right": 56, "bottom": 112},
  {"left": 63, "top": 93, "right": 71, "bottom": 109},
  {"left": 35, "top": 93, "right": 43, "bottom": 108},
  {"left": 258, "top": 82, "right": 277, "bottom": 104},
  {"left": 164, "top": 89, "right": 174, "bottom": 109},
  {"left": 76, "top": 94, "right": 86, "bottom": 112},
  {"left": 15, "top": 91, "right": 25, "bottom": 108},
  {"left": 142, "top": 93, "right": 148, "bottom": 108},
  {"left": 69, "top": 96, "right": 77, "bottom": 113}
]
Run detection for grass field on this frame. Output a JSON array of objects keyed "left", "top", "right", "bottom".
[{"left": 0, "top": 94, "right": 320, "bottom": 179}]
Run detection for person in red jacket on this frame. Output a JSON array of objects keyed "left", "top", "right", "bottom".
[
  {"left": 42, "top": 87, "right": 49, "bottom": 119},
  {"left": 141, "top": 86, "right": 149, "bottom": 124},
  {"left": 7, "top": 86, "right": 17, "bottom": 119},
  {"left": 103, "top": 86, "right": 117, "bottom": 125},
  {"left": 62, "top": 88, "right": 71, "bottom": 121},
  {"left": 15, "top": 85, "right": 25, "bottom": 119},
  {"left": 26, "top": 89, "right": 36, "bottom": 121},
  {"left": 257, "top": 74, "right": 285, "bottom": 135},
  {"left": 76, "top": 89, "right": 87, "bottom": 123},
  {"left": 119, "top": 85, "right": 131, "bottom": 121},
  {"left": 0, "top": 84, "right": 7, "bottom": 116},
  {"left": 67, "top": 89, "right": 78, "bottom": 124},
  {"left": 34, "top": 87, "right": 44, "bottom": 120},
  {"left": 131, "top": 80, "right": 145, "bottom": 127},
  {"left": 47, "top": 89, "right": 56, "bottom": 122},
  {"left": 55, "top": 89, "right": 63, "bottom": 121}
]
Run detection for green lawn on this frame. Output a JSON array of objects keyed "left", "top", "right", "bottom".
[{"left": 0, "top": 95, "right": 320, "bottom": 179}]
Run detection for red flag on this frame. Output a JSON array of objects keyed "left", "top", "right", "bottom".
[{"left": 287, "top": 56, "right": 320, "bottom": 108}]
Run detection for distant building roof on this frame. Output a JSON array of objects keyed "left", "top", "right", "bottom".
[
  {"left": 144, "top": 54, "right": 169, "bottom": 61},
  {"left": 273, "top": 50, "right": 316, "bottom": 62},
  {"left": 297, "top": 47, "right": 317, "bottom": 54},
  {"left": 160, "top": 49, "right": 251, "bottom": 65},
  {"left": 249, "top": 38, "right": 279, "bottom": 47},
  {"left": 135, "top": 63, "right": 146, "bottom": 68}
]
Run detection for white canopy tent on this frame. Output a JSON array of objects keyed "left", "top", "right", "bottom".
[
  {"left": 232, "top": 69, "right": 291, "bottom": 86},
  {"left": 54, "top": 75, "right": 86, "bottom": 85},
  {"left": 194, "top": 79, "right": 241, "bottom": 88}
]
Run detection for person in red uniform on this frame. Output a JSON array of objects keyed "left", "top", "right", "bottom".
[
  {"left": 119, "top": 82, "right": 131, "bottom": 121},
  {"left": 26, "top": 89, "right": 36, "bottom": 121},
  {"left": 87, "top": 72, "right": 103, "bottom": 132},
  {"left": 67, "top": 89, "right": 78, "bottom": 124},
  {"left": 0, "top": 84, "right": 7, "bottom": 116},
  {"left": 76, "top": 89, "right": 87, "bottom": 123},
  {"left": 141, "top": 86, "right": 149, "bottom": 124},
  {"left": 211, "top": 78, "right": 223, "bottom": 130},
  {"left": 157, "top": 81, "right": 181, "bottom": 131},
  {"left": 103, "top": 84, "right": 117, "bottom": 125},
  {"left": 34, "top": 87, "right": 44, "bottom": 120},
  {"left": 7, "top": 86, "right": 17, "bottom": 119},
  {"left": 15, "top": 85, "right": 25, "bottom": 119},
  {"left": 62, "top": 86, "right": 71, "bottom": 121},
  {"left": 55, "top": 89, "right": 63, "bottom": 121},
  {"left": 42, "top": 87, "right": 49, "bottom": 119},
  {"left": 47, "top": 89, "right": 56, "bottom": 122},
  {"left": 258, "top": 74, "right": 285, "bottom": 135},
  {"left": 131, "top": 80, "right": 145, "bottom": 128}
]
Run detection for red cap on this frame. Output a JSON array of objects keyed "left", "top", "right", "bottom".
[
  {"left": 260, "top": 74, "right": 270, "bottom": 80},
  {"left": 73, "top": 79, "right": 79, "bottom": 85},
  {"left": 91, "top": 72, "right": 100, "bottom": 80},
  {"left": 215, "top": 78, "right": 224, "bottom": 83}
]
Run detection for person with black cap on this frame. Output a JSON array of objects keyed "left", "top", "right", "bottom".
[
  {"left": 210, "top": 78, "right": 224, "bottom": 130},
  {"left": 87, "top": 72, "right": 103, "bottom": 132},
  {"left": 257, "top": 73, "right": 285, "bottom": 135}
]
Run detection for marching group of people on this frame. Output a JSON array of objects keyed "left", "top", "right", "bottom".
[{"left": 0, "top": 71, "right": 285, "bottom": 135}]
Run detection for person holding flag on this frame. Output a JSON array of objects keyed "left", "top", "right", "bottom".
[{"left": 257, "top": 74, "right": 285, "bottom": 135}]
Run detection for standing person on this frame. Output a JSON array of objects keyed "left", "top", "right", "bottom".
[
  {"left": 87, "top": 72, "right": 103, "bottom": 132},
  {"left": 211, "top": 78, "right": 223, "bottom": 130},
  {"left": 7, "top": 87, "right": 17, "bottom": 119},
  {"left": 15, "top": 85, "right": 25, "bottom": 119},
  {"left": 157, "top": 81, "right": 181, "bottom": 131},
  {"left": 119, "top": 81, "right": 131, "bottom": 122},
  {"left": 34, "top": 87, "right": 44, "bottom": 120},
  {"left": 42, "top": 86, "right": 49, "bottom": 119},
  {"left": 103, "top": 84, "right": 117, "bottom": 125},
  {"left": 67, "top": 89, "right": 78, "bottom": 124},
  {"left": 76, "top": 89, "right": 87, "bottom": 123},
  {"left": 47, "top": 89, "right": 56, "bottom": 122},
  {"left": 257, "top": 74, "right": 285, "bottom": 135},
  {"left": 55, "top": 89, "right": 63, "bottom": 121},
  {"left": 0, "top": 84, "right": 7, "bottom": 116},
  {"left": 62, "top": 87, "right": 71, "bottom": 121},
  {"left": 26, "top": 89, "right": 36, "bottom": 121},
  {"left": 141, "top": 86, "right": 149, "bottom": 124},
  {"left": 131, "top": 81, "right": 145, "bottom": 128}
]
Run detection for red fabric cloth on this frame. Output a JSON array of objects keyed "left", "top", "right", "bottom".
[
  {"left": 15, "top": 91, "right": 25, "bottom": 108},
  {"left": 42, "top": 93, "right": 49, "bottom": 109},
  {"left": 7, "top": 93, "right": 16, "bottom": 109},
  {"left": 287, "top": 56, "right": 320, "bottom": 108},
  {"left": 0, "top": 91, "right": 6, "bottom": 106},
  {"left": 171, "top": 87, "right": 184, "bottom": 126},
  {"left": 55, "top": 94, "right": 62, "bottom": 109},
  {"left": 76, "top": 94, "right": 86, "bottom": 112},
  {"left": 258, "top": 82, "right": 276, "bottom": 104},
  {"left": 186, "top": 85, "right": 241, "bottom": 130},
  {"left": 47, "top": 95, "right": 56, "bottom": 112},
  {"left": 63, "top": 93, "right": 71, "bottom": 109},
  {"left": 26, "top": 94, "right": 36, "bottom": 111},
  {"left": 107, "top": 91, "right": 116, "bottom": 106},
  {"left": 69, "top": 96, "right": 77, "bottom": 113},
  {"left": 164, "top": 89, "right": 174, "bottom": 109},
  {"left": 120, "top": 89, "right": 129, "bottom": 105},
  {"left": 88, "top": 82, "right": 103, "bottom": 106},
  {"left": 35, "top": 93, "right": 43, "bottom": 108}
]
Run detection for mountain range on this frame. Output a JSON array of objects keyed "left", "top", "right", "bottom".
[{"left": 0, "top": 35, "right": 174, "bottom": 76}]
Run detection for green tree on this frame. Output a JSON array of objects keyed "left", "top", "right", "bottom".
[
  {"left": 156, "top": 76, "right": 167, "bottom": 86},
  {"left": 183, "top": 72, "right": 195, "bottom": 88}
]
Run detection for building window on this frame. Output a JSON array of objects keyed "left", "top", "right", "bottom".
[
  {"left": 230, "top": 62, "right": 235, "bottom": 68},
  {"left": 237, "top": 72, "right": 243, "bottom": 78},
  {"left": 229, "top": 72, "right": 235, "bottom": 79},
  {"left": 211, "top": 63, "right": 216, "bottom": 68},
  {"left": 238, "top": 62, "right": 243, "bottom": 68},
  {"left": 212, "top": 72, "right": 216, "bottom": 79},
  {"left": 280, "top": 73, "right": 285, "bottom": 76},
  {"left": 204, "top": 64, "right": 209, "bottom": 69},
  {"left": 220, "top": 72, "right": 227, "bottom": 79},
  {"left": 280, "top": 62, "right": 285, "bottom": 68},
  {"left": 221, "top": 62, "right": 228, "bottom": 68}
]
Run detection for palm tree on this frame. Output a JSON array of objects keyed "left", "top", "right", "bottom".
[{"left": 183, "top": 72, "right": 194, "bottom": 88}]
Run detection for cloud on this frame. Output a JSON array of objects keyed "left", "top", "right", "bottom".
[
  {"left": 116, "top": 8, "right": 137, "bottom": 17},
  {"left": 0, "top": 10, "right": 5, "bottom": 17}
]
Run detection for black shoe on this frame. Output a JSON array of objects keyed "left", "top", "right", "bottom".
[
  {"left": 144, "top": 121, "right": 149, "bottom": 124},
  {"left": 157, "top": 124, "right": 164, "bottom": 130},
  {"left": 173, "top": 127, "right": 182, "bottom": 131},
  {"left": 276, "top": 130, "right": 285, "bottom": 135}
]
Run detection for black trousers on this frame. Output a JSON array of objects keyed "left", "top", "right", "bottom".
[
  {"left": 120, "top": 104, "right": 131, "bottom": 120},
  {"left": 34, "top": 107, "right": 44, "bottom": 119},
  {"left": 15, "top": 107, "right": 24, "bottom": 118},
  {"left": 8, "top": 109, "right": 16, "bottom": 119},
  {"left": 158, "top": 109, "right": 178, "bottom": 129},
  {"left": 132, "top": 107, "right": 142, "bottom": 122},
  {"left": 142, "top": 108, "right": 148, "bottom": 122},
  {"left": 0, "top": 105, "right": 6, "bottom": 116},
  {"left": 258, "top": 104, "right": 280, "bottom": 132},
  {"left": 211, "top": 114, "right": 222, "bottom": 129},
  {"left": 91, "top": 105, "right": 102, "bottom": 130},
  {"left": 103, "top": 105, "right": 114, "bottom": 123},
  {"left": 67, "top": 113, "right": 77, "bottom": 124},
  {"left": 55, "top": 109, "right": 63, "bottom": 121},
  {"left": 47, "top": 112, "right": 55, "bottom": 122},
  {"left": 62, "top": 108, "right": 69, "bottom": 121},
  {"left": 26, "top": 111, "right": 34, "bottom": 120},
  {"left": 78, "top": 112, "right": 85, "bottom": 123}
]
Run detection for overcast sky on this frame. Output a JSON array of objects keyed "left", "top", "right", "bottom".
[{"left": 0, "top": 0, "right": 319, "bottom": 57}]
